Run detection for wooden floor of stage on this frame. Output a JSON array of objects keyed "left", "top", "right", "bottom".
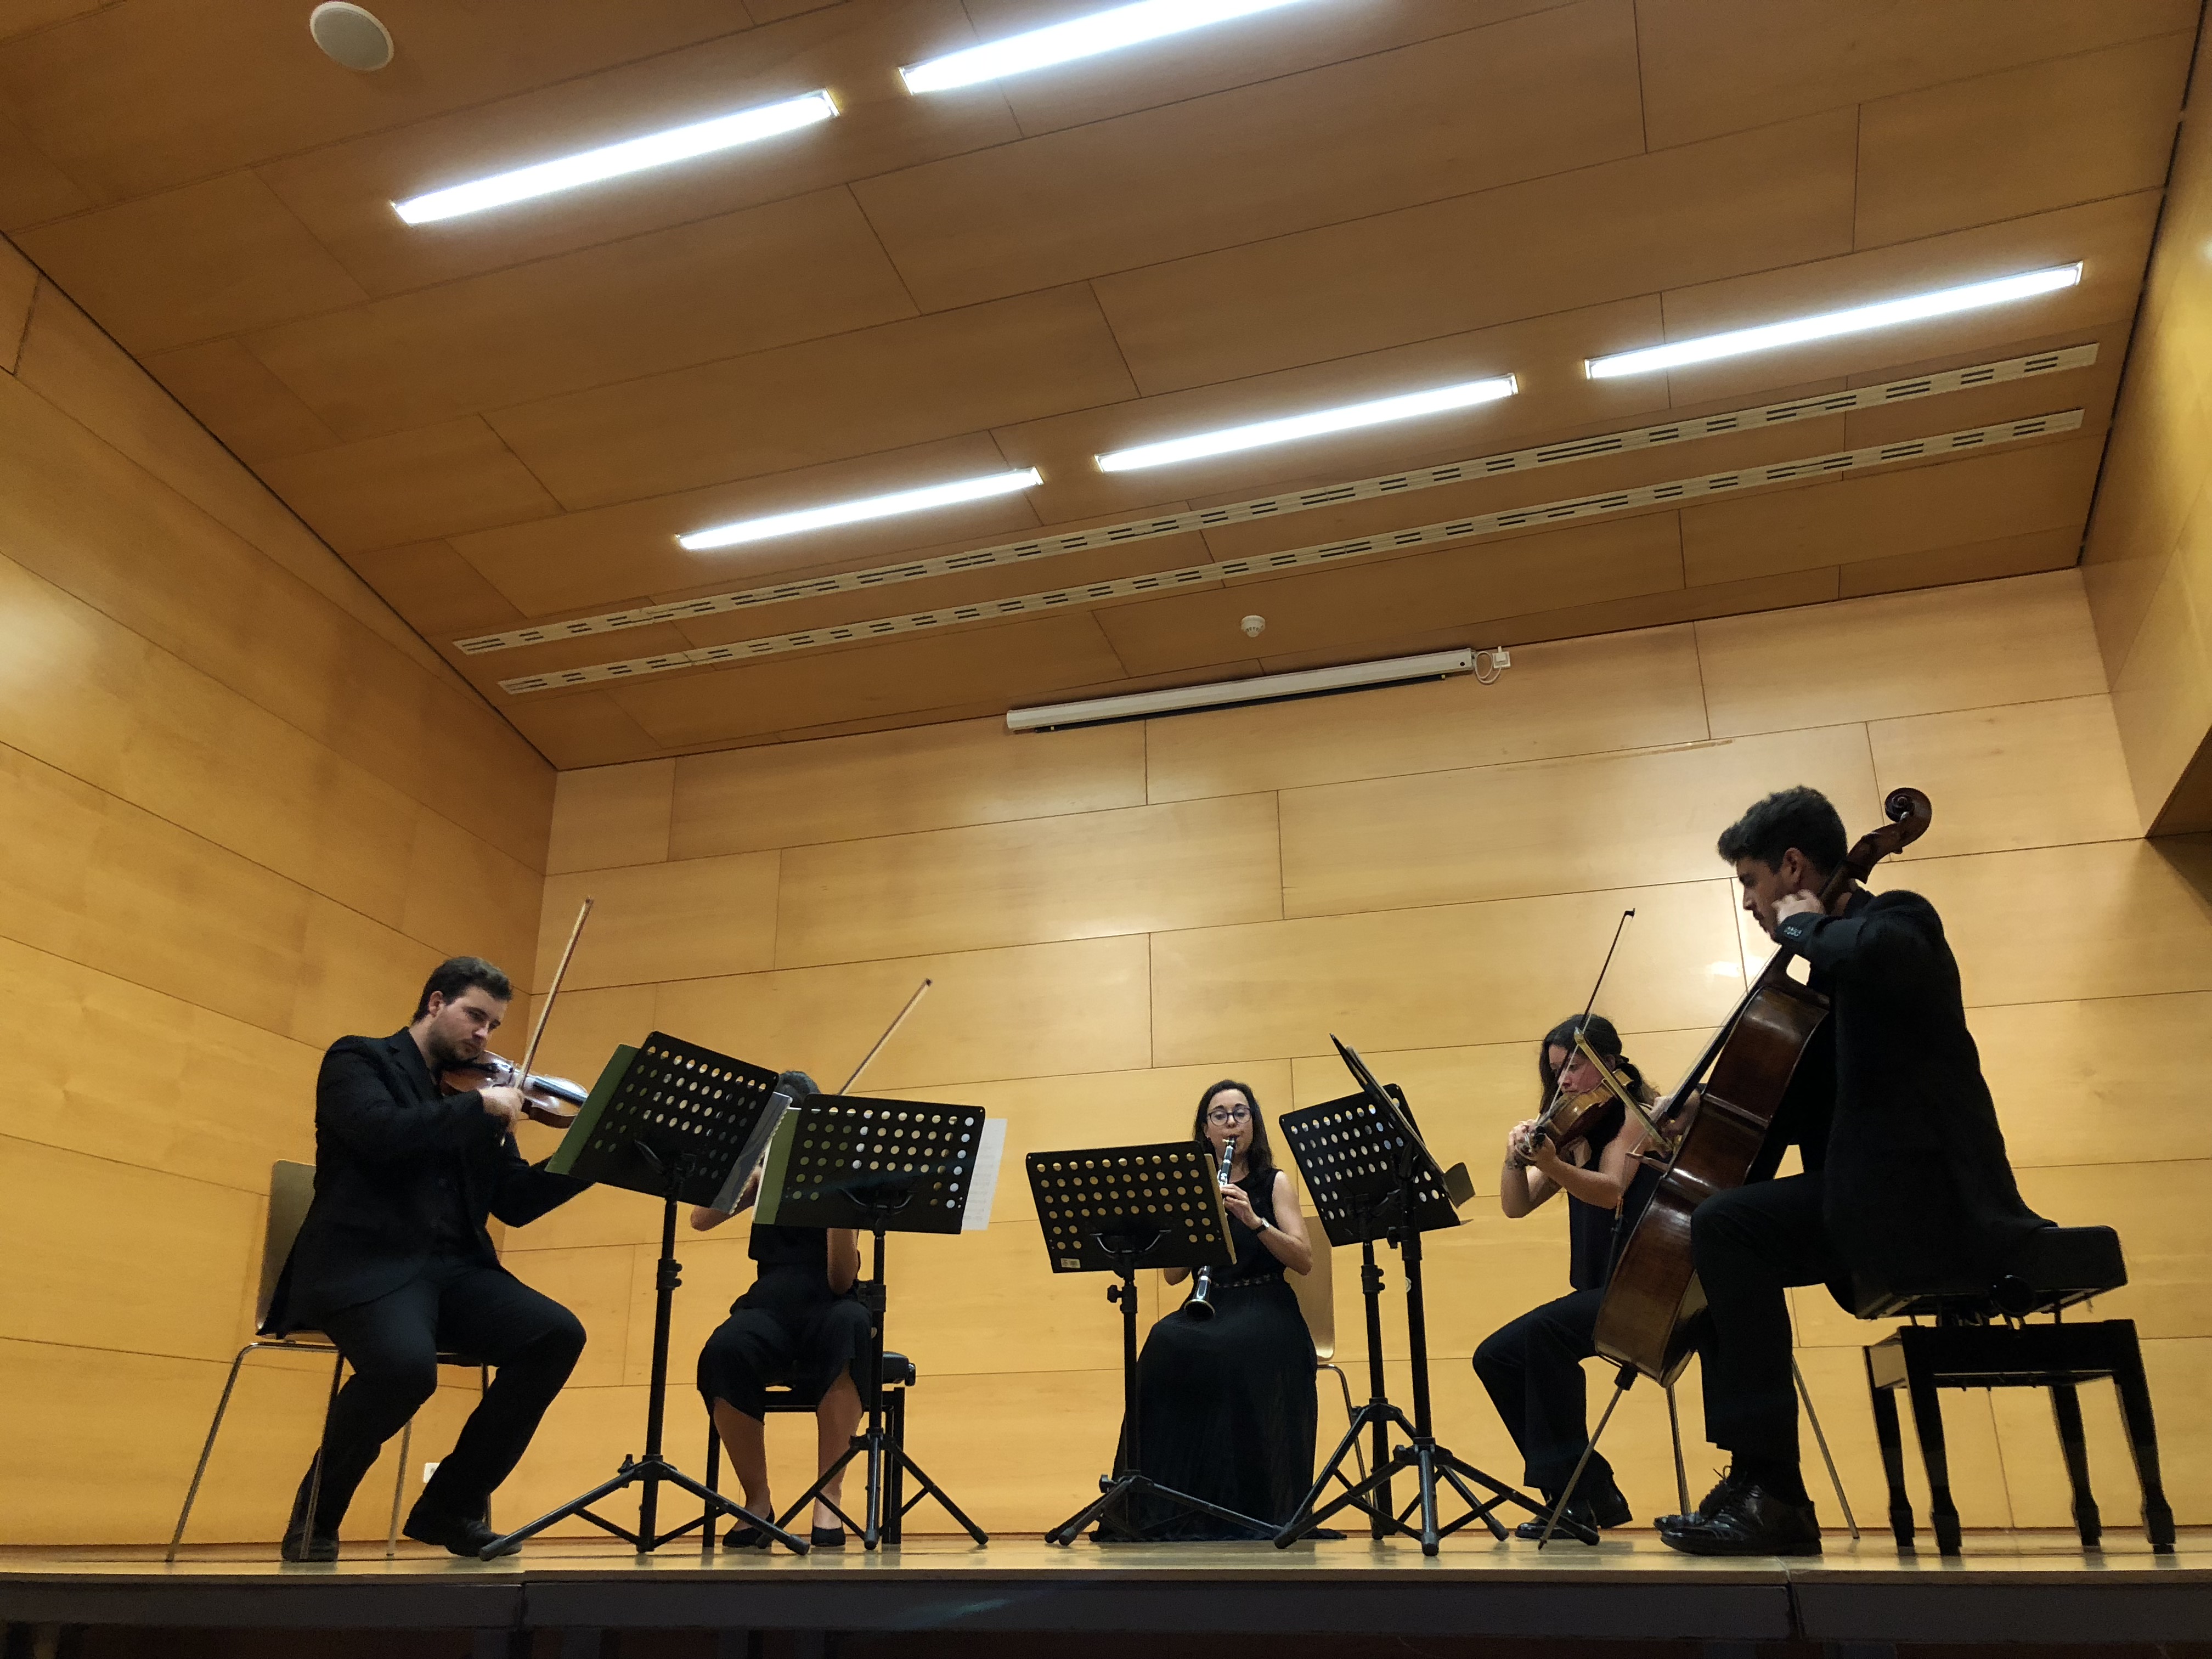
[{"left": 4, "top": 1528, "right": 2209, "bottom": 1648}]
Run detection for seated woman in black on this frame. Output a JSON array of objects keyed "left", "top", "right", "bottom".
[
  {"left": 1107, "top": 1079, "right": 1318, "bottom": 1539},
  {"left": 1473, "top": 1015, "right": 1658, "bottom": 1540},
  {"left": 691, "top": 1071, "right": 868, "bottom": 1548}
]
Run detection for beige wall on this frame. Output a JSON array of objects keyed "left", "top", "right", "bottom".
[
  {"left": 0, "top": 233, "right": 554, "bottom": 1544},
  {"left": 510, "top": 568, "right": 2211, "bottom": 1537},
  {"left": 2084, "top": 15, "right": 2212, "bottom": 832}
]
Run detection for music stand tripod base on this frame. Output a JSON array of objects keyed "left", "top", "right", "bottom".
[
  {"left": 1029, "top": 1142, "right": 1270, "bottom": 1545},
  {"left": 1273, "top": 1061, "right": 1593, "bottom": 1554},
  {"left": 482, "top": 1035, "right": 810, "bottom": 1559}
]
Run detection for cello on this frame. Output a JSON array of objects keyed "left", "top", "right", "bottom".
[{"left": 1591, "top": 787, "right": 1933, "bottom": 1384}]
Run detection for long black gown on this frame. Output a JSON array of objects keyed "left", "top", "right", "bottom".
[{"left": 1105, "top": 1167, "right": 1318, "bottom": 1540}]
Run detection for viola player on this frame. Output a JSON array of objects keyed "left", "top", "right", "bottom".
[
  {"left": 266, "top": 957, "right": 591, "bottom": 1561},
  {"left": 1474, "top": 1015, "right": 1658, "bottom": 1539},
  {"left": 1659, "top": 787, "right": 2045, "bottom": 1556}
]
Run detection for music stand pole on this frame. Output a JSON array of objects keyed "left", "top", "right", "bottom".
[{"left": 775, "top": 1208, "right": 989, "bottom": 1550}]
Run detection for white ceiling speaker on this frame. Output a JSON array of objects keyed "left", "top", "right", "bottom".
[{"left": 309, "top": 3, "right": 394, "bottom": 71}]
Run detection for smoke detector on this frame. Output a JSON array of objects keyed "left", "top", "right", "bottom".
[
  {"left": 309, "top": 4, "right": 394, "bottom": 71},
  {"left": 1240, "top": 614, "right": 1267, "bottom": 638}
]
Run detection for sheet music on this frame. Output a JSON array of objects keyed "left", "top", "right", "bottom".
[{"left": 961, "top": 1119, "right": 1007, "bottom": 1232}]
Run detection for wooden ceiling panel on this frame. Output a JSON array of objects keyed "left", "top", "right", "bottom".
[
  {"left": 139, "top": 338, "right": 342, "bottom": 464},
  {"left": 853, "top": 1, "right": 1646, "bottom": 312},
  {"left": 0, "top": 234, "right": 32, "bottom": 371},
  {"left": 256, "top": 417, "right": 560, "bottom": 554},
  {"left": 0, "top": 1, "right": 104, "bottom": 43},
  {"left": 1635, "top": 0, "right": 2197, "bottom": 152},
  {"left": 1091, "top": 108, "right": 1860, "bottom": 397},
  {"left": 1839, "top": 526, "right": 2081, "bottom": 600},
  {"left": 499, "top": 689, "right": 665, "bottom": 771},
  {"left": 990, "top": 295, "right": 1668, "bottom": 530},
  {"left": 966, "top": 0, "right": 1576, "bottom": 138},
  {"left": 602, "top": 610, "right": 1131, "bottom": 748},
  {"left": 0, "top": 105, "right": 89, "bottom": 229},
  {"left": 242, "top": 187, "right": 916, "bottom": 442},
  {"left": 0, "top": 0, "right": 753, "bottom": 206},
  {"left": 1093, "top": 511, "right": 1688, "bottom": 679},
  {"left": 1652, "top": 193, "right": 2160, "bottom": 408},
  {"left": 342, "top": 541, "right": 529, "bottom": 639},
  {"left": 483, "top": 285, "right": 1137, "bottom": 510},
  {"left": 12, "top": 171, "right": 370, "bottom": 354},
  {"left": 1853, "top": 32, "right": 2192, "bottom": 252},
  {"left": 258, "top": 2, "right": 1018, "bottom": 298},
  {"left": 1678, "top": 433, "right": 2107, "bottom": 588},
  {"left": 445, "top": 431, "right": 1034, "bottom": 619}
]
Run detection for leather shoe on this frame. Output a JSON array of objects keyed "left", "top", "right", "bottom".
[
  {"left": 810, "top": 1525, "right": 847, "bottom": 1549},
  {"left": 1656, "top": 1482, "right": 1821, "bottom": 1556},
  {"left": 403, "top": 1510, "right": 500, "bottom": 1558},
  {"left": 1514, "top": 1478, "right": 1632, "bottom": 1540},
  {"left": 279, "top": 1528, "right": 338, "bottom": 1563}
]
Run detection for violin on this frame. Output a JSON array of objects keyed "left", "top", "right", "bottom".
[
  {"left": 438, "top": 1052, "right": 588, "bottom": 1129},
  {"left": 1592, "top": 787, "right": 1933, "bottom": 1384}
]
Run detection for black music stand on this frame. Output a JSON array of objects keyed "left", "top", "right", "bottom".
[
  {"left": 1273, "top": 1037, "right": 1589, "bottom": 1555},
  {"left": 757, "top": 1093, "right": 996, "bottom": 1550},
  {"left": 1028, "top": 1141, "right": 1259, "bottom": 1545},
  {"left": 480, "top": 1035, "right": 811, "bottom": 1558}
]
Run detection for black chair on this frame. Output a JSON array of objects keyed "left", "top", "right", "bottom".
[
  {"left": 1857, "top": 1224, "right": 2175, "bottom": 1556},
  {"left": 702, "top": 1352, "right": 916, "bottom": 1544}
]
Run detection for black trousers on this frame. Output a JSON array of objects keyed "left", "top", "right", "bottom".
[
  {"left": 1691, "top": 1173, "right": 1837, "bottom": 1464},
  {"left": 1472, "top": 1286, "right": 1617, "bottom": 1494},
  {"left": 291, "top": 1259, "right": 585, "bottom": 1532}
]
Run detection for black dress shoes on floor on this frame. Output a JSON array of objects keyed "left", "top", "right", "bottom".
[
  {"left": 1656, "top": 1482, "right": 1822, "bottom": 1556},
  {"left": 810, "top": 1526, "right": 847, "bottom": 1549},
  {"left": 279, "top": 1529, "right": 339, "bottom": 1563},
  {"left": 402, "top": 1510, "right": 501, "bottom": 1558},
  {"left": 1514, "top": 1478, "right": 1634, "bottom": 1540}
]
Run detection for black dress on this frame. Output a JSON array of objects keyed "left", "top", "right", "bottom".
[
  {"left": 1107, "top": 1167, "right": 1318, "bottom": 1539},
  {"left": 697, "top": 1223, "right": 870, "bottom": 1418}
]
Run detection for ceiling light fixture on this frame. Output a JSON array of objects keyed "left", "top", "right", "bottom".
[
  {"left": 1097, "top": 376, "right": 1517, "bottom": 473},
  {"left": 1585, "top": 263, "right": 2083, "bottom": 379},
  {"left": 393, "top": 91, "right": 839, "bottom": 225},
  {"left": 902, "top": 0, "right": 1324, "bottom": 93},
  {"left": 679, "top": 469, "right": 1043, "bottom": 552}
]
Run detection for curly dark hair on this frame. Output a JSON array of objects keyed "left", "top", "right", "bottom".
[
  {"left": 1716, "top": 786, "right": 1846, "bottom": 877},
  {"left": 411, "top": 956, "right": 512, "bottom": 1021}
]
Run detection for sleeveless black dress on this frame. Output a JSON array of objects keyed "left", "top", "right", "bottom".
[
  {"left": 696, "top": 1222, "right": 870, "bottom": 1417},
  {"left": 1105, "top": 1167, "right": 1318, "bottom": 1539}
]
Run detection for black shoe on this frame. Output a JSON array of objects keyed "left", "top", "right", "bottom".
[
  {"left": 1656, "top": 1483, "right": 1821, "bottom": 1556},
  {"left": 810, "top": 1526, "right": 847, "bottom": 1549},
  {"left": 722, "top": 1520, "right": 774, "bottom": 1550},
  {"left": 403, "top": 1510, "right": 500, "bottom": 1558},
  {"left": 1515, "top": 1497, "right": 1598, "bottom": 1543},
  {"left": 279, "top": 1528, "right": 339, "bottom": 1563},
  {"left": 1657, "top": 1470, "right": 1745, "bottom": 1528}
]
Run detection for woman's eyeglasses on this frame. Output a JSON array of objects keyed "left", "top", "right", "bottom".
[{"left": 1205, "top": 1108, "right": 1252, "bottom": 1125}]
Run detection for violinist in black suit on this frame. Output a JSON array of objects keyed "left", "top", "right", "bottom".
[
  {"left": 1661, "top": 787, "right": 2046, "bottom": 1557},
  {"left": 268, "top": 957, "right": 589, "bottom": 1561}
]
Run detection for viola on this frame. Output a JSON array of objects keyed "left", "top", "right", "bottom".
[
  {"left": 1592, "top": 787, "right": 1933, "bottom": 1383},
  {"left": 438, "top": 1051, "right": 587, "bottom": 1129}
]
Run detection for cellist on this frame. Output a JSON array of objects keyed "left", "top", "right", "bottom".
[{"left": 1659, "top": 787, "right": 2047, "bottom": 1556}]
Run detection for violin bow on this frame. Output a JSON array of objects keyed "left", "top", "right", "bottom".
[
  {"left": 839, "top": 977, "right": 933, "bottom": 1094},
  {"left": 1571, "top": 1031, "right": 1678, "bottom": 1154},
  {"left": 517, "top": 895, "right": 594, "bottom": 1091}
]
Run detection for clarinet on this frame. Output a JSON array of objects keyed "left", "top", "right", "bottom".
[{"left": 1184, "top": 1133, "right": 1237, "bottom": 1322}]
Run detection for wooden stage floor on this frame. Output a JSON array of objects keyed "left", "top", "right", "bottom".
[{"left": 3, "top": 1528, "right": 2209, "bottom": 1650}]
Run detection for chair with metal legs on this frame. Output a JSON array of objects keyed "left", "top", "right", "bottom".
[
  {"left": 167, "top": 1161, "right": 488, "bottom": 1561},
  {"left": 1290, "top": 1242, "right": 1365, "bottom": 1482}
]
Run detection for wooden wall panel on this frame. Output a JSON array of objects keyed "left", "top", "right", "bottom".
[
  {"left": 537, "top": 851, "right": 780, "bottom": 991},
  {"left": 548, "top": 761, "right": 676, "bottom": 875},
  {"left": 1869, "top": 696, "right": 2141, "bottom": 860}
]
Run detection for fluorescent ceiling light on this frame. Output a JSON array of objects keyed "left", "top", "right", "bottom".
[
  {"left": 902, "top": 0, "right": 1323, "bottom": 93},
  {"left": 1586, "top": 263, "right": 2083, "bottom": 379},
  {"left": 679, "top": 469, "right": 1043, "bottom": 552},
  {"left": 1097, "top": 377, "right": 1517, "bottom": 473},
  {"left": 394, "top": 91, "right": 838, "bottom": 225},
  {"left": 1009, "top": 650, "right": 1475, "bottom": 732}
]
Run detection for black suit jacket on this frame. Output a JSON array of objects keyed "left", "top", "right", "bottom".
[
  {"left": 1771, "top": 889, "right": 2049, "bottom": 1295},
  {"left": 267, "top": 1030, "right": 588, "bottom": 1333}
]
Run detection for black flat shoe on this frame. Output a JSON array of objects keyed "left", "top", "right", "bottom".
[
  {"left": 403, "top": 1510, "right": 500, "bottom": 1558},
  {"left": 1656, "top": 1483, "right": 1821, "bottom": 1556},
  {"left": 810, "top": 1526, "right": 847, "bottom": 1549},
  {"left": 721, "top": 1521, "right": 774, "bottom": 1550},
  {"left": 279, "top": 1530, "right": 338, "bottom": 1563}
]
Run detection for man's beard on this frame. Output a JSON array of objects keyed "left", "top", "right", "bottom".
[{"left": 425, "top": 1024, "right": 483, "bottom": 1075}]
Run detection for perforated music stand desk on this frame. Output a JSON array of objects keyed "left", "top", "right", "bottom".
[
  {"left": 1273, "top": 1037, "right": 1578, "bottom": 1554},
  {"left": 1027, "top": 1141, "right": 1257, "bottom": 1544},
  {"left": 748, "top": 1093, "right": 997, "bottom": 1550},
  {"left": 483, "top": 1034, "right": 807, "bottom": 1558}
]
